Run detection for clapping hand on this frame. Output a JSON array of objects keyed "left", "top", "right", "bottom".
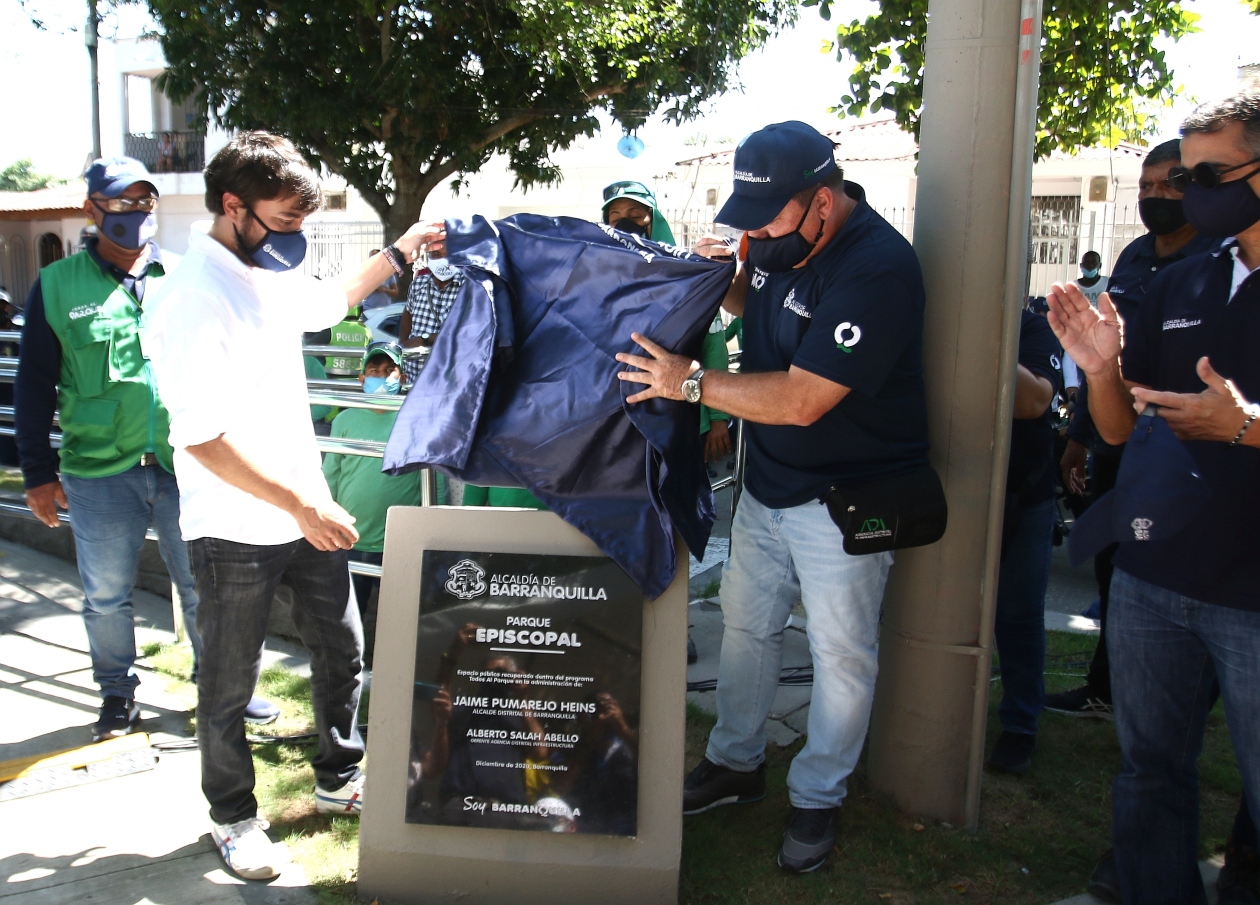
[
  {"left": 1045, "top": 282, "right": 1122, "bottom": 377},
  {"left": 1131, "top": 356, "right": 1259, "bottom": 443}
]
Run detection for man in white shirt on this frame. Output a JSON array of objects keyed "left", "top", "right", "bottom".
[{"left": 143, "top": 132, "right": 439, "bottom": 881}]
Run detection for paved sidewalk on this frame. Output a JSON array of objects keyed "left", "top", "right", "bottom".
[{"left": 0, "top": 538, "right": 316, "bottom": 904}]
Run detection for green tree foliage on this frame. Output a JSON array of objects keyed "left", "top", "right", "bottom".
[
  {"left": 0, "top": 159, "right": 59, "bottom": 192},
  {"left": 807, "top": 0, "right": 1201, "bottom": 158},
  {"left": 149, "top": 0, "right": 794, "bottom": 237}
]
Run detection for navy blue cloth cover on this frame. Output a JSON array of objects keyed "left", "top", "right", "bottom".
[{"left": 383, "top": 215, "right": 735, "bottom": 598}]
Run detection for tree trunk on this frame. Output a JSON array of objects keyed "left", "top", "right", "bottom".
[{"left": 383, "top": 163, "right": 432, "bottom": 297}]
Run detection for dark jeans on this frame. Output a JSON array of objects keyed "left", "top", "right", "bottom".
[
  {"left": 188, "top": 537, "right": 364, "bottom": 825},
  {"left": 345, "top": 549, "right": 382, "bottom": 622},
  {"left": 994, "top": 498, "right": 1055, "bottom": 735},
  {"left": 346, "top": 549, "right": 383, "bottom": 659},
  {"left": 1109, "top": 569, "right": 1260, "bottom": 905},
  {"left": 1084, "top": 451, "right": 1121, "bottom": 700}
]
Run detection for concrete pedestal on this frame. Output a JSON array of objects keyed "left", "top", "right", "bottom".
[{"left": 359, "top": 506, "right": 687, "bottom": 905}]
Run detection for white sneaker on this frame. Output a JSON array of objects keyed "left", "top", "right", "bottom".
[
  {"left": 315, "top": 772, "right": 364, "bottom": 815},
  {"left": 211, "top": 816, "right": 287, "bottom": 880}
]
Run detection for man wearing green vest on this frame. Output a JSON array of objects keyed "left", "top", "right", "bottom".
[{"left": 12, "top": 158, "right": 281, "bottom": 743}]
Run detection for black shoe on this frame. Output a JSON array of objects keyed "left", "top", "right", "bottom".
[
  {"left": 1087, "top": 848, "right": 1121, "bottom": 904},
  {"left": 777, "top": 806, "right": 837, "bottom": 873},
  {"left": 985, "top": 731, "right": 1036, "bottom": 774},
  {"left": 687, "top": 635, "right": 698, "bottom": 664},
  {"left": 682, "top": 758, "right": 765, "bottom": 815},
  {"left": 1044, "top": 685, "right": 1114, "bottom": 721},
  {"left": 92, "top": 695, "right": 140, "bottom": 742},
  {"left": 1219, "top": 841, "right": 1260, "bottom": 905}
]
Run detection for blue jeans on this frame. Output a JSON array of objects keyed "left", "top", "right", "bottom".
[
  {"left": 993, "top": 498, "right": 1055, "bottom": 735},
  {"left": 1109, "top": 569, "right": 1260, "bottom": 905},
  {"left": 62, "top": 465, "right": 201, "bottom": 700},
  {"left": 188, "top": 537, "right": 364, "bottom": 826},
  {"left": 706, "top": 494, "right": 892, "bottom": 809}
]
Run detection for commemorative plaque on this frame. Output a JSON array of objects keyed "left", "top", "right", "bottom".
[
  {"left": 406, "top": 550, "right": 642, "bottom": 836},
  {"left": 359, "top": 507, "right": 686, "bottom": 905}
]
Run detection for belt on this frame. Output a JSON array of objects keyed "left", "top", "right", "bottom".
[{"left": 139, "top": 452, "right": 158, "bottom": 467}]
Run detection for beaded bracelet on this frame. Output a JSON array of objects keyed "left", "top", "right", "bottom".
[{"left": 1231, "top": 406, "right": 1260, "bottom": 447}]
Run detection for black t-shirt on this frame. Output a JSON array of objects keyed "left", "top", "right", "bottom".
[
  {"left": 741, "top": 183, "right": 930, "bottom": 509},
  {"left": 1114, "top": 243, "right": 1260, "bottom": 610},
  {"left": 1006, "top": 311, "right": 1062, "bottom": 506}
]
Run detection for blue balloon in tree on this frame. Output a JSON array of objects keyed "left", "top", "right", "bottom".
[{"left": 617, "top": 135, "right": 645, "bottom": 159}]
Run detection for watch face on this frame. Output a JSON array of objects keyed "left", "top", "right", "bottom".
[{"left": 683, "top": 380, "right": 701, "bottom": 404}]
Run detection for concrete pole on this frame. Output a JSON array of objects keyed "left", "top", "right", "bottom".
[{"left": 866, "top": 0, "right": 1042, "bottom": 829}]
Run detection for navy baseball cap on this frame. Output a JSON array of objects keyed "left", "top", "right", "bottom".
[
  {"left": 84, "top": 157, "right": 157, "bottom": 199},
  {"left": 1068, "top": 409, "right": 1212, "bottom": 568},
  {"left": 715, "top": 121, "right": 838, "bottom": 231}
]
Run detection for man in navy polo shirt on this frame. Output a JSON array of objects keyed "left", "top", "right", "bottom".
[
  {"left": 1047, "top": 88, "right": 1260, "bottom": 905},
  {"left": 617, "top": 121, "right": 929, "bottom": 873},
  {"left": 1052, "top": 139, "right": 1219, "bottom": 722}
]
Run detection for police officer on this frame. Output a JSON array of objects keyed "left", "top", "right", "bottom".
[
  {"left": 15, "top": 158, "right": 201, "bottom": 741},
  {"left": 617, "top": 121, "right": 930, "bottom": 873},
  {"left": 1047, "top": 88, "right": 1260, "bottom": 905},
  {"left": 1052, "top": 139, "right": 1220, "bottom": 722}
]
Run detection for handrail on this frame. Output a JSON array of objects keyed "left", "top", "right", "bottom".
[{"left": 303, "top": 344, "right": 429, "bottom": 360}]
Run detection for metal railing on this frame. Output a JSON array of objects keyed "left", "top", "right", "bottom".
[
  {"left": 123, "top": 131, "right": 206, "bottom": 173},
  {"left": 0, "top": 332, "right": 747, "bottom": 578}
]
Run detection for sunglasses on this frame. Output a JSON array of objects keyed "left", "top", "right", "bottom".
[
  {"left": 92, "top": 196, "right": 158, "bottom": 213},
  {"left": 366, "top": 340, "right": 403, "bottom": 360},
  {"left": 1167, "top": 154, "right": 1260, "bottom": 192},
  {"left": 603, "top": 180, "right": 652, "bottom": 202}
]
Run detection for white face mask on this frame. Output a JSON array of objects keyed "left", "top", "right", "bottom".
[{"left": 428, "top": 258, "right": 458, "bottom": 281}]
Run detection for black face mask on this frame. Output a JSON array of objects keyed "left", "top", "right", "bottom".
[
  {"left": 611, "top": 217, "right": 649, "bottom": 238},
  {"left": 745, "top": 194, "right": 821, "bottom": 273},
  {"left": 1138, "top": 197, "right": 1188, "bottom": 236},
  {"left": 1182, "top": 176, "right": 1260, "bottom": 239}
]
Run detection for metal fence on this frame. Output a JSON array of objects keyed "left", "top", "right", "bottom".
[
  {"left": 123, "top": 131, "right": 206, "bottom": 173},
  {"left": 0, "top": 329, "right": 747, "bottom": 584},
  {"left": 667, "top": 200, "right": 1145, "bottom": 298},
  {"left": 302, "top": 221, "right": 386, "bottom": 281},
  {"left": 0, "top": 235, "right": 30, "bottom": 304}
]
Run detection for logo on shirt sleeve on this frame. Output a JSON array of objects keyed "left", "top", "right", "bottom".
[
  {"left": 1050, "top": 354, "right": 1061, "bottom": 370},
  {"left": 1161, "top": 318, "right": 1201, "bottom": 331},
  {"left": 834, "top": 322, "right": 862, "bottom": 353}
]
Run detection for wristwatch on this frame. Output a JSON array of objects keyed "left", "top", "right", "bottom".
[{"left": 681, "top": 368, "right": 706, "bottom": 404}]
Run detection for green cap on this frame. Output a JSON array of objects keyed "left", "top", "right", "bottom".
[{"left": 362, "top": 341, "right": 402, "bottom": 372}]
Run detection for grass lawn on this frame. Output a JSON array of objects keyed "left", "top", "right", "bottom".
[
  {"left": 0, "top": 467, "right": 26, "bottom": 495},
  {"left": 142, "top": 630, "right": 1242, "bottom": 904}
]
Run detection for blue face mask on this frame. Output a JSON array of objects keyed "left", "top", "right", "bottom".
[
  {"left": 95, "top": 207, "right": 157, "bottom": 250},
  {"left": 1080, "top": 267, "right": 1100, "bottom": 279},
  {"left": 236, "top": 207, "right": 307, "bottom": 272},
  {"left": 363, "top": 374, "right": 401, "bottom": 395}
]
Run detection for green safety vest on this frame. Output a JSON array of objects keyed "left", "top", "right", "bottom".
[
  {"left": 326, "top": 319, "right": 369, "bottom": 376},
  {"left": 39, "top": 251, "right": 174, "bottom": 478}
]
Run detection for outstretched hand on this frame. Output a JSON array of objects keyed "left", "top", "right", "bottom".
[
  {"left": 396, "top": 220, "right": 446, "bottom": 261},
  {"left": 1045, "top": 282, "right": 1122, "bottom": 377},
  {"left": 1131, "top": 357, "right": 1259, "bottom": 443},
  {"left": 615, "top": 332, "right": 698, "bottom": 404}
]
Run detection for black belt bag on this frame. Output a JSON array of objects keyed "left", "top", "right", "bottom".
[{"left": 821, "top": 464, "right": 949, "bottom": 556}]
